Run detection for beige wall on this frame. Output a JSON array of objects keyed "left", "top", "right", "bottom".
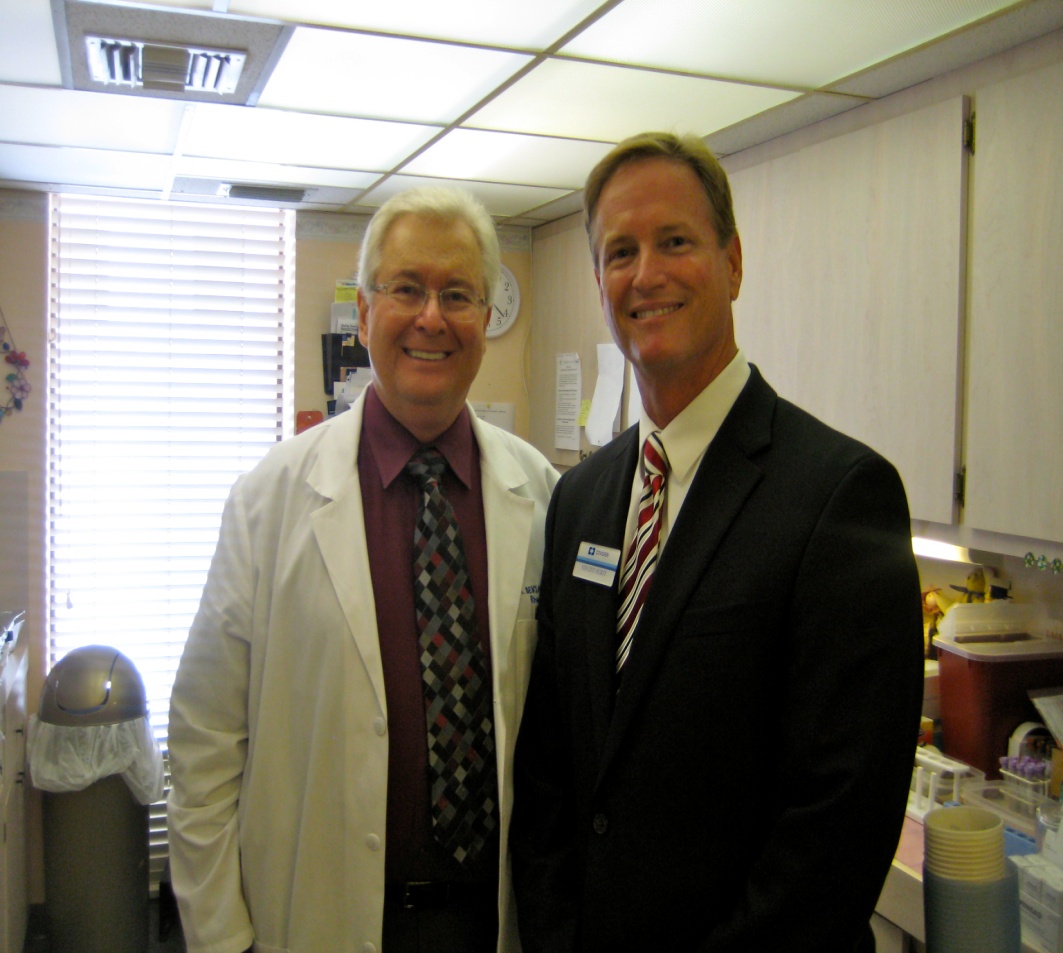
[{"left": 0, "top": 189, "right": 48, "bottom": 904}]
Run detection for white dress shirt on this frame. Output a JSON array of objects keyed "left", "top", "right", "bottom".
[{"left": 623, "top": 351, "right": 751, "bottom": 557}]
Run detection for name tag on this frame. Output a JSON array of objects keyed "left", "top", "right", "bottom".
[{"left": 573, "top": 542, "right": 620, "bottom": 587}]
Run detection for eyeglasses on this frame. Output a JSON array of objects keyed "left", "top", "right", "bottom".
[{"left": 370, "top": 281, "right": 487, "bottom": 321}]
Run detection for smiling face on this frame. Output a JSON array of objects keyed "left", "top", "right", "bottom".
[
  {"left": 358, "top": 213, "right": 490, "bottom": 442},
  {"left": 592, "top": 157, "right": 742, "bottom": 428}
]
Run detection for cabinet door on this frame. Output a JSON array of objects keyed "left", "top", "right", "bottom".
[
  {"left": 964, "top": 58, "right": 1063, "bottom": 542},
  {"left": 729, "top": 97, "right": 969, "bottom": 525}
]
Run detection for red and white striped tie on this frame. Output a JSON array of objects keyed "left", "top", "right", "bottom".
[{"left": 616, "top": 432, "right": 669, "bottom": 672}]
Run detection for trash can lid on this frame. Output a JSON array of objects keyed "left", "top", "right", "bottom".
[{"left": 38, "top": 645, "right": 148, "bottom": 726}]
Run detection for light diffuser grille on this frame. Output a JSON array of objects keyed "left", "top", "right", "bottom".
[{"left": 85, "top": 36, "right": 246, "bottom": 94}]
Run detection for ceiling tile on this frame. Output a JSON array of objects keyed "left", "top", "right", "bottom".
[
  {"left": 464, "top": 59, "right": 799, "bottom": 141},
  {"left": 223, "top": 0, "right": 607, "bottom": 48},
  {"left": 0, "top": 87, "right": 185, "bottom": 153},
  {"left": 403, "top": 130, "right": 615, "bottom": 189},
  {"left": 258, "top": 27, "right": 534, "bottom": 124},
  {"left": 0, "top": 143, "right": 173, "bottom": 190},
  {"left": 181, "top": 105, "right": 440, "bottom": 170},
  {"left": 0, "top": 0, "right": 63, "bottom": 85},
  {"left": 355, "top": 174, "right": 573, "bottom": 218},
  {"left": 523, "top": 190, "right": 586, "bottom": 224},
  {"left": 830, "top": 0, "right": 1063, "bottom": 97},
  {"left": 560, "top": 0, "right": 1027, "bottom": 89}
]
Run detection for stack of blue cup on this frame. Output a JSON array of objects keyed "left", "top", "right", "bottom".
[{"left": 923, "top": 805, "right": 1021, "bottom": 952}]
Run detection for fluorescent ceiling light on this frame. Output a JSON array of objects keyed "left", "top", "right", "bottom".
[
  {"left": 0, "top": 0, "right": 62, "bottom": 85},
  {"left": 912, "top": 537, "right": 974, "bottom": 563},
  {"left": 405, "top": 130, "right": 614, "bottom": 189},
  {"left": 358, "top": 175, "right": 572, "bottom": 217},
  {"left": 259, "top": 28, "right": 533, "bottom": 125},
  {"left": 465, "top": 59, "right": 799, "bottom": 141},
  {"left": 0, "top": 143, "right": 172, "bottom": 190},
  {"left": 0, "top": 86, "right": 185, "bottom": 152},
  {"left": 222, "top": 0, "right": 606, "bottom": 47},
  {"left": 561, "top": 0, "right": 1027, "bottom": 89},
  {"left": 182, "top": 105, "right": 440, "bottom": 171}
]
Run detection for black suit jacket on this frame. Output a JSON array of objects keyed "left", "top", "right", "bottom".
[{"left": 511, "top": 366, "right": 924, "bottom": 953}]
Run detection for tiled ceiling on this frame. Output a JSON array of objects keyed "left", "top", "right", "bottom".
[{"left": 1, "top": 0, "right": 1062, "bottom": 226}]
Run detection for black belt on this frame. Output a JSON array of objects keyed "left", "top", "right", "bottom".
[{"left": 385, "top": 880, "right": 492, "bottom": 911}]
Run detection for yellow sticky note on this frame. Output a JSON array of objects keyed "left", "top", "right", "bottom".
[
  {"left": 578, "top": 399, "right": 592, "bottom": 427},
  {"left": 335, "top": 279, "right": 359, "bottom": 303}
]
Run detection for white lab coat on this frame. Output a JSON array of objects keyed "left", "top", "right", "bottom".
[{"left": 168, "top": 392, "right": 559, "bottom": 953}]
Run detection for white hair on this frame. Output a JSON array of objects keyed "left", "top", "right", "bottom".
[{"left": 357, "top": 186, "right": 500, "bottom": 302}]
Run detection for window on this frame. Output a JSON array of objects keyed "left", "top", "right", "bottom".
[{"left": 48, "top": 194, "right": 294, "bottom": 886}]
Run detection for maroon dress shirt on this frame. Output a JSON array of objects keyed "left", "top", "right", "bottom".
[{"left": 357, "top": 385, "right": 499, "bottom": 885}]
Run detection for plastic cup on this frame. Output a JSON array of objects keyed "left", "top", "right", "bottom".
[
  {"left": 923, "top": 866, "right": 1020, "bottom": 952},
  {"left": 924, "top": 806, "right": 1006, "bottom": 882}
]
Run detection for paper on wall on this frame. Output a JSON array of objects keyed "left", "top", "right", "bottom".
[
  {"left": 472, "top": 402, "right": 515, "bottom": 434},
  {"left": 585, "top": 343, "right": 624, "bottom": 446},
  {"left": 335, "top": 367, "right": 373, "bottom": 414},
  {"left": 555, "top": 353, "right": 581, "bottom": 451},
  {"left": 331, "top": 301, "right": 358, "bottom": 334}
]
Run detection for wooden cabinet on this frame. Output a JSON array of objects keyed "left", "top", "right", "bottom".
[
  {"left": 698, "top": 60, "right": 1063, "bottom": 545},
  {"left": 728, "top": 96, "right": 969, "bottom": 526},
  {"left": 963, "top": 57, "right": 1063, "bottom": 543},
  {"left": 0, "top": 635, "right": 28, "bottom": 953}
]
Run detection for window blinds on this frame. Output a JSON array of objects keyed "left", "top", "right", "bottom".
[{"left": 48, "top": 194, "right": 294, "bottom": 888}]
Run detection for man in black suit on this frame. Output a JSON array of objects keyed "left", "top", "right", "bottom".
[{"left": 510, "top": 132, "right": 924, "bottom": 952}]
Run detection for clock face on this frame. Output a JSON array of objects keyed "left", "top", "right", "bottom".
[{"left": 487, "top": 263, "right": 521, "bottom": 339}]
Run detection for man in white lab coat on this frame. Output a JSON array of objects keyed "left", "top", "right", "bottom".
[{"left": 168, "top": 186, "right": 558, "bottom": 953}]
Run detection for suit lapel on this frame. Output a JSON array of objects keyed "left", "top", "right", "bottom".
[{"left": 597, "top": 369, "right": 776, "bottom": 783}]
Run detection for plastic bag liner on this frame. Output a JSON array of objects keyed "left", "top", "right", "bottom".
[{"left": 27, "top": 714, "right": 165, "bottom": 805}]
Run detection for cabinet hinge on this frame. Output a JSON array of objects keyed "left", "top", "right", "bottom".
[
  {"left": 954, "top": 466, "right": 967, "bottom": 507},
  {"left": 963, "top": 114, "right": 976, "bottom": 155}
]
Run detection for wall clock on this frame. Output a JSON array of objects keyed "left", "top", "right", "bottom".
[{"left": 487, "top": 263, "right": 521, "bottom": 339}]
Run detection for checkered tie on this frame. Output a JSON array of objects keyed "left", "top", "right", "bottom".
[
  {"left": 616, "top": 432, "right": 670, "bottom": 672},
  {"left": 406, "top": 447, "right": 497, "bottom": 865}
]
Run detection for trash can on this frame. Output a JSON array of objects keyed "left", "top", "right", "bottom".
[{"left": 27, "top": 645, "right": 165, "bottom": 953}]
